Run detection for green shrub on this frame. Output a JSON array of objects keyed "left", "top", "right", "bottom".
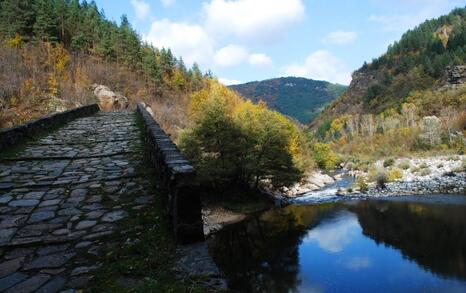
[
  {"left": 398, "top": 160, "right": 410, "bottom": 170},
  {"left": 383, "top": 158, "right": 395, "bottom": 167},
  {"left": 448, "top": 156, "right": 459, "bottom": 161},
  {"left": 375, "top": 171, "right": 388, "bottom": 188},
  {"left": 345, "top": 162, "right": 356, "bottom": 170},
  {"left": 411, "top": 166, "right": 420, "bottom": 173},
  {"left": 420, "top": 168, "right": 431, "bottom": 176},
  {"left": 437, "top": 163, "right": 444, "bottom": 168},
  {"left": 357, "top": 163, "right": 369, "bottom": 172},
  {"left": 419, "top": 162, "right": 428, "bottom": 169},
  {"left": 388, "top": 168, "right": 402, "bottom": 182},
  {"left": 356, "top": 176, "right": 368, "bottom": 192}
]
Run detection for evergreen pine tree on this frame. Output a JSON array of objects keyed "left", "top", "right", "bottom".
[
  {"left": 34, "top": 0, "right": 59, "bottom": 41},
  {"left": 0, "top": 0, "right": 35, "bottom": 39}
]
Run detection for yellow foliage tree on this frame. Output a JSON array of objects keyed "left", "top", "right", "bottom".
[
  {"left": 5, "top": 34, "right": 22, "bottom": 48},
  {"left": 180, "top": 80, "right": 311, "bottom": 188}
]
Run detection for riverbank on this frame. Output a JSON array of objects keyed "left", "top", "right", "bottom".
[
  {"left": 202, "top": 155, "right": 465, "bottom": 233},
  {"left": 264, "top": 155, "right": 466, "bottom": 204},
  {"left": 349, "top": 155, "right": 466, "bottom": 196},
  {"left": 362, "top": 172, "right": 466, "bottom": 196},
  {"left": 201, "top": 188, "right": 274, "bottom": 236}
]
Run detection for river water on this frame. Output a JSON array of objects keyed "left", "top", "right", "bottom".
[{"left": 208, "top": 195, "right": 466, "bottom": 292}]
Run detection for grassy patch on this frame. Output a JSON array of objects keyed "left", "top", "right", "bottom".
[
  {"left": 420, "top": 168, "right": 432, "bottom": 176},
  {"left": 398, "top": 160, "right": 411, "bottom": 170}
]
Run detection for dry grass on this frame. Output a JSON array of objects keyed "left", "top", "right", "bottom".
[{"left": 0, "top": 42, "right": 195, "bottom": 135}]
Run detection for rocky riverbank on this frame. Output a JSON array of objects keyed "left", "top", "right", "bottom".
[
  {"left": 259, "top": 171, "right": 336, "bottom": 201},
  {"left": 268, "top": 155, "right": 466, "bottom": 203},
  {"left": 346, "top": 155, "right": 466, "bottom": 196},
  {"left": 204, "top": 156, "right": 465, "bottom": 227},
  {"left": 363, "top": 172, "right": 466, "bottom": 196}
]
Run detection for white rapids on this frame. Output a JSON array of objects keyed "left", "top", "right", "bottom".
[{"left": 291, "top": 176, "right": 355, "bottom": 204}]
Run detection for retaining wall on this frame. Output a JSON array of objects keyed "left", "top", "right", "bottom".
[
  {"left": 136, "top": 103, "right": 204, "bottom": 244},
  {"left": 0, "top": 104, "right": 100, "bottom": 152}
]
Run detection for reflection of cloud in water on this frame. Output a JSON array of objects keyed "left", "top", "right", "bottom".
[
  {"left": 303, "top": 212, "right": 359, "bottom": 253},
  {"left": 343, "top": 256, "right": 372, "bottom": 271},
  {"left": 298, "top": 282, "right": 324, "bottom": 293}
]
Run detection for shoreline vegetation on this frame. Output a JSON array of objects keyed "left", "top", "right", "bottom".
[{"left": 203, "top": 155, "right": 465, "bottom": 237}]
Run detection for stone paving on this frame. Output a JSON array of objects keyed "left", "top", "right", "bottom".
[{"left": 0, "top": 112, "right": 156, "bottom": 292}]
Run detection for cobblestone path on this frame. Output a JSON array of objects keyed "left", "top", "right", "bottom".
[{"left": 0, "top": 112, "right": 156, "bottom": 292}]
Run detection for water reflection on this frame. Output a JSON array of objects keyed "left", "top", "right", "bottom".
[
  {"left": 208, "top": 197, "right": 466, "bottom": 292},
  {"left": 303, "top": 211, "right": 359, "bottom": 253},
  {"left": 350, "top": 200, "right": 466, "bottom": 280}
]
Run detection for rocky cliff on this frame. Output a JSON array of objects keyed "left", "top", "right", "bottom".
[{"left": 440, "top": 65, "right": 466, "bottom": 89}]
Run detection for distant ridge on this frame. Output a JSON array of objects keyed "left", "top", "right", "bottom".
[{"left": 229, "top": 77, "right": 347, "bottom": 123}]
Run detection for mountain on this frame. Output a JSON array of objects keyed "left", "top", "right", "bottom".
[
  {"left": 313, "top": 7, "right": 466, "bottom": 129},
  {"left": 229, "top": 77, "right": 347, "bottom": 123}
]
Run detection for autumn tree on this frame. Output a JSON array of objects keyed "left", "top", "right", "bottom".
[
  {"left": 401, "top": 102, "right": 418, "bottom": 128},
  {"left": 440, "top": 107, "right": 458, "bottom": 143},
  {"left": 421, "top": 116, "right": 442, "bottom": 146},
  {"left": 179, "top": 81, "right": 307, "bottom": 189}
]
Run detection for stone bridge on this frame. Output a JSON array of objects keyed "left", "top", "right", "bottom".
[{"left": 0, "top": 104, "right": 203, "bottom": 292}]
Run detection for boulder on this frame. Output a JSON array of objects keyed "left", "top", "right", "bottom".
[
  {"left": 92, "top": 84, "right": 129, "bottom": 111},
  {"left": 139, "top": 102, "right": 155, "bottom": 116},
  {"left": 304, "top": 171, "right": 335, "bottom": 188}
]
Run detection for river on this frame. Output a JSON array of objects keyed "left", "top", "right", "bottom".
[{"left": 208, "top": 195, "right": 466, "bottom": 292}]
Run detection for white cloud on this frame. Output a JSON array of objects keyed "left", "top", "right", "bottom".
[
  {"left": 144, "top": 19, "right": 273, "bottom": 71},
  {"left": 214, "top": 45, "right": 273, "bottom": 68},
  {"left": 324, "top": 30, "right": 358, "bottom": 44},
  {"left": 131, "top": 0, "right": 150, "bottom": 20},
  {"left": 203, "top": 0, "right": 305, "bottom": 42},
  {"left": 343, "top": 257, "right": 372, "bottom": 271},
  {"left": 142, "top": 0, "right": 305, "bottom": 72},
  {"left": 143, "top": 19, "right": 214, "bottom": 67},
  {"left": 214, "top": 44, "right": 249, "bottom": 68},
  {"left": 218, "top": 77, "right": 242, "bottom": 86},
  {"left": 161, "top": 0, "right": 175, "bottom": 7},
  {"left": 248, "top": 53, "right": 273, "bottom": 67},
  {"left": 283, "top": 50, "right": 352, "bottom": 85}
]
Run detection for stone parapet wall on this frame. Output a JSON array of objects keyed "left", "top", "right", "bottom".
[
  {"left": 136, "top": 103, "right": 204, "bottom": 244},
  {"left": 0, "top": 104, "right": 100, "bottom": 152}
]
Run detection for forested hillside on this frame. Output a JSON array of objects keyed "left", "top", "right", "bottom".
[
  {"left": 312, "top": 7, "right": 466, "bottom": 162},
  {"left": 0, "top": 0, "right": 208, "bottom": 134},
  {"left": 316, "top": 7, "right": 466, "bottom": 124},
  {"left": 230, "top": 77, "right": 346, "bottom": 123}
]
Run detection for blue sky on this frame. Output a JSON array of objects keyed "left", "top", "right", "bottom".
[{"left": 94, "top": 0, "right": 464, "bottom": 85}]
